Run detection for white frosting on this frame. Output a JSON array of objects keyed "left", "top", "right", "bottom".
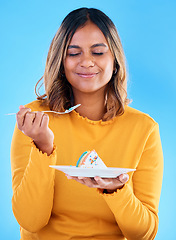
[{"left": 79, "top": 150, "right": 107, "bottom": 169}]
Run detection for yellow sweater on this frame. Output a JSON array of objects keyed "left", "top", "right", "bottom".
[{"left": 11, "top": 100, "right": 163, "bottom": 240}]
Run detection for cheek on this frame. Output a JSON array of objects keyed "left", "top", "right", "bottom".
[
  {"left": 101, "top": 58, "right": 114, "bottom": 78},
  {"left": 64, "top": 59, "right": 75, "bottom": 75}
]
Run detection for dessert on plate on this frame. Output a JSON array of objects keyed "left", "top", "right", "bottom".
[{"left": 76, "top": 150, "right": 107, "bottom": 169}]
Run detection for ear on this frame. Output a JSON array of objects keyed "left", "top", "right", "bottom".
[
  {"left": 113, "top": 61, "right": 119, "bottom": 75},
  {"left": 113, "top": 68, "right": 117, "bottom": 75}
]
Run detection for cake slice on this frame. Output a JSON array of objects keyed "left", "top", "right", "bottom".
[{"left": 76, "top": 150, "right": 107, "bottom": 168}]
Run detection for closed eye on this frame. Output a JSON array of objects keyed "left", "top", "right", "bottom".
[
  {"left": 67, "top": 52, "right": 104, "bottom": 57},
  {"left": 92, "top": 52, "right": 104, "bottom": 56},
  {"left": 68, "top": 53, "right": 81, "bottom": 57}
]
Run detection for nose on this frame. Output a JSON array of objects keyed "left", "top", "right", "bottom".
[{"left": 80, "top": 53, "right": 94, "bottom": 68}]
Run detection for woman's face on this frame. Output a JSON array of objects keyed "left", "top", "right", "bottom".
[{"left": 64, "top": 21, "right": 114, "bottom": 96}]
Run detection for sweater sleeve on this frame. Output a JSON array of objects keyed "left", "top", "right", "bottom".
[
  {"left": 11, "top": 124, "right": 57, "bottom": 233},
  {"left": 98, "top": 123, "right": 163, "bottom": 240}
]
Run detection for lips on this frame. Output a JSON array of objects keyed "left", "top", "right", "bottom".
[{"left": 76, "top": 72, "right": 98, "bottom": 78}]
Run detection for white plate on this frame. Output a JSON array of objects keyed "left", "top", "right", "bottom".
[{"left": 49, "top": 165, "right": 136, "bottom": 178}]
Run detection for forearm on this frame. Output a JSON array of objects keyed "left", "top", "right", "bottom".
[
  {"left": 12, "top": 142, "right": 57, "bottom": 232},
  {"left": 102, "top": 123, "right": 163, "bottom": 239},
  {"left": 102, "top": 184, "right": 158, "bottom": 240}
]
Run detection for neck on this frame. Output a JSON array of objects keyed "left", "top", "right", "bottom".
[{"left": 73, "top": 90, "right": 106, "bottom": 121}]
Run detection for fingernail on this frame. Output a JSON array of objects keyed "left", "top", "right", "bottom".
[
  {"left": 78, "top": 176, "right": 84, "bottom": 180},
  {"left": 94, "top": 176, "right": 101, "bottom": 181},
  {"left": 121, "top": 174, "right": 129, "bottom": 182},
  {"left": 19, "top": 105, "right": 25, "bottom": 110},
  {"left": 66, "top": 175, "right": 71, "bottom": 179}
]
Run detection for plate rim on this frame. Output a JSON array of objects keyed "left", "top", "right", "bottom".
[{"left": 49, "top": 165, "right": 136, "bottom": 178}]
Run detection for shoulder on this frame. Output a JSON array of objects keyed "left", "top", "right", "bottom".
[
  {"left": 124, "top": 106, "right": 156, "bottom": 123},
  {"left": 25, "top": 100, "right": 49, "bottom": 112},
  {"left": 121, "top": 105, "right": 158, "bottom": 132}
]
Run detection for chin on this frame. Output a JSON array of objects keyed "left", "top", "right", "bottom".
[{"left": 79, "top": 86, "right": 105, "bottom": 94}]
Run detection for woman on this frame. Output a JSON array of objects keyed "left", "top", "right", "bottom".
[{"left": 11, "top": 8, "right": 163, "bottom": 240}]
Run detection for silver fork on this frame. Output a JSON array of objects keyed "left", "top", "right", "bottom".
[{"left": 6, "top": 104, "right": 81, "bottom": 115}]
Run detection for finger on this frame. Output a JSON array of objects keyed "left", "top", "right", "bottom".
[
  {"left": 33, "top": 111, "right": 45, "bottom": 127},
  {"left": 94, "top": 177, "right": 110, "bottom": 188},
  {"left": 19, "top": 105, "right": 25, "bottom": 110},
  {"left": 65, "top": 175, "right": 97, "bottom": 187},
  {"left": 94, "top": 176, "right": 124, "bottom": 190},
  {"left": 23, "top": 112, "right": 36, "bottom": 127},
  {"left": 25, "top": 112, "right": 36, "bottom": 124},
  {"left": 66, "top": 175, "right": 86, "bottom": 185},
  {"left": 80, "top": 177, "right": 98, "bottom": 188},
  {"left": 16, "top": 107, "right": 31, "bottom": 129},
  {"left": 40, "top": 114, "right": 49, "bottom": 128},
  {"left": 119, "top": 174, "right": 129, "bottom": 183},
  {"left": 65, "top": 174, "right": 72, "bottom": 179},
  {"left": 65, "top": 175, "right": 79, "bottom": 181}
]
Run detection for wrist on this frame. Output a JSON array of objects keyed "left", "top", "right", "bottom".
[
  {"left": 33, "top": 140, "right": 54, "bottom": 156},
  {"left": 103, "top": 184, "right": 125, "bottom": 194},
  {"left": 103, "top": 189, "right": 116, "bottom": 194}
]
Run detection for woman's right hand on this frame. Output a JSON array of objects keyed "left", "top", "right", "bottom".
[{"left": 16, "top": 105, "right": 54, "bottom": 155}]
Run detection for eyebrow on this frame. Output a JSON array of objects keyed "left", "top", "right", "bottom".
[{"left": 68, "top": 43, "right": 108, "bottom": 49}]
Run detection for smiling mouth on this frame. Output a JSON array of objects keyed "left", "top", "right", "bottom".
[{"left": 76, "top": 73, "right": 98, "bottom": 78}]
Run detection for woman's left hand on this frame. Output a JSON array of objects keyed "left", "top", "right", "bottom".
[{"left": 65, "top": 174, "right": 129, "bottom": 193}]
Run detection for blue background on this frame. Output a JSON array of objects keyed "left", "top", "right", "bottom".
[{"left": 1, "top": 0, "right": 176, "bottom": 239}]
